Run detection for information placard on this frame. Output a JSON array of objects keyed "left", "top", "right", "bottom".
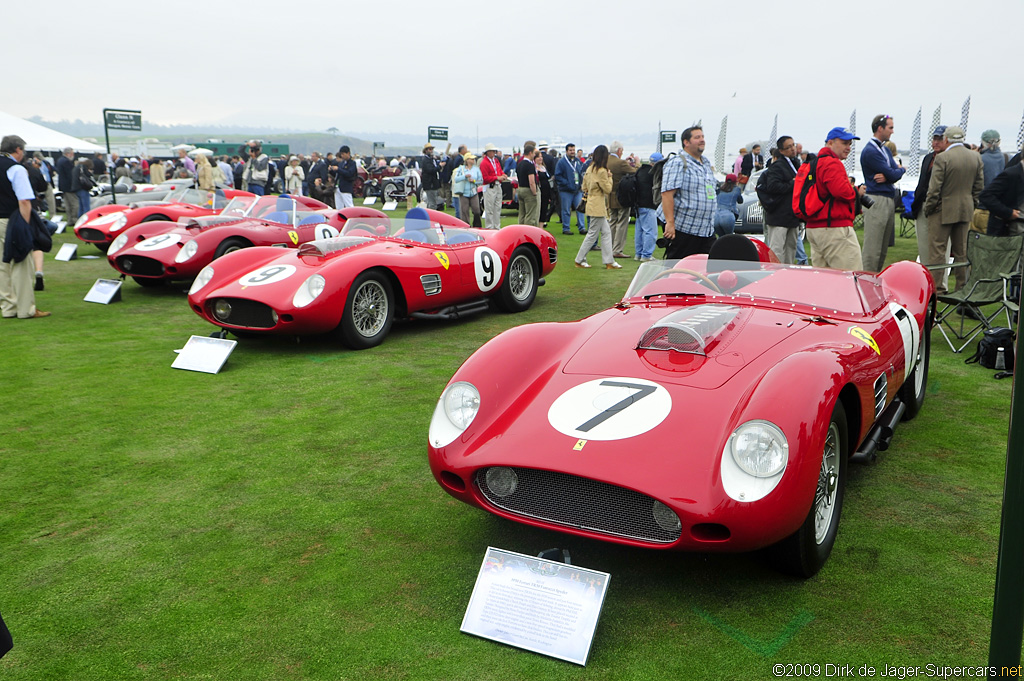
[
  {"left": 427, "top": 126, "right": 449, "bottom": 142},
  {"left": 363, "top": 196, "right": 377, "bottom": 205},
  {"left": 171, "top": 335, "right": 237, "bottom": 374},
  {"left": 381, "top": 200, "right": 398, "bottom": 211},
  {"left": 55, "top": 243, "right": 78, "bottom": 261},
  {"left": 660, "top": 130, "right": 677, "bottom": 144},
  {"left": 83, "top": 278, "right": 123, "bottom": 304},
  {"left": 461, "top": 547, "right": 610, "bottom": 666}
]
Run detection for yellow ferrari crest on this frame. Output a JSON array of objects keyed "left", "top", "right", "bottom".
[
  {"left": 288, "top": 230, "right": 299, "bottom": 245},
  {"left": 849, "top": 326, "right": 880, "bottom": 355},
  {"left": 573, "top": 439, "right": 587, "bottom": 451},
  {"left": 434, "top": 252, "right": 450, "bottom": 270}
]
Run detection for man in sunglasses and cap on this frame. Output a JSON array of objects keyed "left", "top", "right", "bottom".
[{"left": 804, "top": 127, "right": 867, "bottom": 271}]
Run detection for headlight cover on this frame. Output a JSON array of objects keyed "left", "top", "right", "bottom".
[
  {"left": 428, "top": 381, "right": 480, "bottom": 448},
  {"left": 292, "top": 274, "right": 326, "bottom": 308},
  {"left": 189, "top": 266, "right": 214, "bottom": 295},
  {"left": 174, "top": 239, "right": 199, "bottom": 263},
  {"left": 108, "top": 213, "right": 128, "bottom": 232},
  {"left": 108, "top": 233, "right": 129, "bottom": 255},
  {"left": 74, "top": 213, "right": 89, "bottom": 229},
  {"left": 720, "top": 419, "right": 788, "bottom": 503}
]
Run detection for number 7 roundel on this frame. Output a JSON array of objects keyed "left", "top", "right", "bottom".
[{"left": 547, "top": 377, "right": 672, "bottom": 441}]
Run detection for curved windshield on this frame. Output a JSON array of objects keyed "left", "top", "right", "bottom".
[
  {"left": 625, "top": 258, "right": 885, "bottom": 316},
  {"left": 220, "top": 196, "right": 258, "bottom": 217},
  {"left": 339, "top": 216, "right": 484, "bottom": 246}
]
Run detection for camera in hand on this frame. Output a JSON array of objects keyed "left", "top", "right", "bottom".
[{"left": 860, "top": 195, "right": 875, "bottom": 209}]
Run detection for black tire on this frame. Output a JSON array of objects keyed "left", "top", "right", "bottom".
[
  {"left": 133, "top": 276, "right": 163, "bottom": 288},
  {"left": 337, "top": 271, "right": 394, "bottom": 350},
  {"left": 141, "top": 214, "right": 170, "bottom": 223},
  {"left": 769, "top": 401, "right": 848, "bottom": 578},
  {"left": 494, "top": 246, "right": 539, "bottom": 313},
  {"left": 95, "top": 242, "right": 110, "bottom": 254},
  {"left": 382, "top": 182, "right": 403, "bottom": 202},
  {"left": 214, "top": 237, "right": 250, "bottom": 259},
  {"left": 899, "top": 298, "right": 933, "bottom": 421}
]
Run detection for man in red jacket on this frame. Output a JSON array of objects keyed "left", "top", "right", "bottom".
[{"left": 805, "top": 127, "right": 868, "bottom": 270}]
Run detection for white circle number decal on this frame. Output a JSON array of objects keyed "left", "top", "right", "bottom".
[
  {"left": 547, "top": 377, "right": 672, "bottom": 441},
  {"left": 318, "top": 225, "right": 340, "bottom": 239},
  {"left": 136, "top": 234, "right": 181, "bottom": 251},
  {"left": 474, "top": 246, "right": 502, "bottom": 292},
  {"left": 238, "top": 264, "right": 296, "bottom": 287}
]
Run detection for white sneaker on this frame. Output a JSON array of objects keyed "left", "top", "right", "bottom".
[{"left": 575, "top": 261, "right": 591, "bottom": 268}]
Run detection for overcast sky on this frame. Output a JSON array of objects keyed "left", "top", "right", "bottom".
[{"left": 8, "top": 0, "right": 1023, "bottom": 155}]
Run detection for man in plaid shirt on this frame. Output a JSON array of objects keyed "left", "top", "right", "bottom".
[{"left": 660, "top": 126, "right": 717, "bottom": 259}]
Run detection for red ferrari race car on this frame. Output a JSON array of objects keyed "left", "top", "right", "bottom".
[
  {"left": 73, "top": 186, "right": 254, "bottom": 252},
  {"left": 106, "top": 195, "right": 383, "bottom": 287},
  {"left": 427, "top": 235, "right": 936, "bottom": 577},
  {"left": 186, "top": 207, "right": 558, "bottom": 348}
]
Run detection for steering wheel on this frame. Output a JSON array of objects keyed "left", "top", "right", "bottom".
[{"left": 651, "top": 268, "right": 723, "bottom": 294}]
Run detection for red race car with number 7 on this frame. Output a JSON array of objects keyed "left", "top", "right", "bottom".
[
  {"left": 427, "top": 234, "right": 935, "bottom": 577},
  {"left": 187, "top": 207, "right": 558, "bottom": 348}
]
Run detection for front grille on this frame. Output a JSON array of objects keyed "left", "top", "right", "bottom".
[
  {"left": 79, "top": 228, "right": 106, "bottom": 242},
  {"left": 476, "top": 467, "right": 681, "bottom": 544},
  {"left": 209, "top": 298, "right": 277, "bottom": 328},
  {"left": 116, "top": 255, "right": 164, "bottom": 277},
  {"left": 420, "top": 273, "right": 442, "bottom": 296},
  {"left": 873, "top": 373, "right": 888, "bottom": 418},
  {"left": 548, "top": 247, "right": 557, "bottom": 264}
]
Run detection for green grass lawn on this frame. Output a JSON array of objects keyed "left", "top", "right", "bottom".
[{"left": 0, "top": 213, "right": 1016, "bottom": 679}]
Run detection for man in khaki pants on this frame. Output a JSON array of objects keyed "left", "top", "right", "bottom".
[
  {"left": 924, "top": 126, "right": 984, "bottom": 293},
  {"left": 0, "top": 135, "right": 50, "bottom": 318}
]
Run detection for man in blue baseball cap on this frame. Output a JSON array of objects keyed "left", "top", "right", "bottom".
[{"left": 803, "top": 127, "right": 868, "bottom": 270}]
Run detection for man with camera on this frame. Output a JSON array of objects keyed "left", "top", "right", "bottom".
[
  {"left": 804, "top": 127, "right": 867, "bottom": 271},
  {"left": 860, "top": 115, "right": 906, "bottom": 272},
  {"left": 242, "top": 142, "right": 269, "bottom": 196}
]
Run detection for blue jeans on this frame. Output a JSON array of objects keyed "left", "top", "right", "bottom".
[
  {"left": 634, "top": 207, "right": 657, "bottom": 259},
  {"left": 559, "top": 190, "right": 586, "bottom": 232},
  {"left": 249, "top": 184, "right": 265, "bottom": 196},
  {"left": 796, "top": 226, "right": 808, "bottom": 264},
  {"left": 714, "top": 209, "right": 736, "bottom": 236},
  {"left": 76, "top": 190, "right": 91, "bottom": 218},
  {"left": 453, "top": 194, "right": 461, "bottom": 220}
]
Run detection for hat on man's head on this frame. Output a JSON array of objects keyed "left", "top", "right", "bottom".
[
  {"left": 423, "top": 143, "right": 434, "bottom": 152},
  {"left": 538, "top": 141, "right": 549, "bottom": 149},
  {"left": 944, "top": 126, "right": 965, "bottom": 143},
  {"left": 981, "top": 129, "right": 1001, "bottom": 144},
  {"left": 825, "top": 127, "right": 860, "bottom": 142},
  {"left": 932, "top": 125, "right": 948, "bottom": 138},
  {"left": 484, "top": 143, "right": 499, "bottom": 152},
  {"left": 650, "top": 152, "right": 664, "bottom": 163}
]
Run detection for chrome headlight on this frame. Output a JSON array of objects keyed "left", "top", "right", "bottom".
[
  {"left": 292, "top": 274, "right": 326, "bottom": 308},
  {"left": 728, "top": 420, "right": 788, "bottom": 478},
  {"left": 108, "top": 233, "right": 129, "bottom": 255},
  {"left": 189, "top": 266, "right": 214, "bottom": 295},
  {"left": 108, "top": 213, "right": 128, "bottom": 232},
  {"left": 74, "top": 213, "right": 89, "bottom": 229},
  {"left": 174, "top": 239, "right": 199, "bottom": 263},
  {"left": 428, "top": 381, "right": 480, "bottom": 448}
]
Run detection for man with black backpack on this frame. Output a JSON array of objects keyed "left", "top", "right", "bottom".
[
  {"left": 798, "top": 127, "right": 867, "bottom": 270},
  {"left": 756, "top": 135, "right": 802, "bottom": 264}
]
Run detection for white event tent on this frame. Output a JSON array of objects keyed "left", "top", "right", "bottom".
[{"left": 0, "top": 111, "right": 106, "bottom": 153}]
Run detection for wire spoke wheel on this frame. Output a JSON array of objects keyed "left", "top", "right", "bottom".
[
  {"left": 507, "top": 253, "right": 535, "bottom": 302},
  {"left": 814, "top": 422, "right": 841, "bottom": 544},
  {"left": 352, "top": 280, "right": 388, "bottom": 337}
]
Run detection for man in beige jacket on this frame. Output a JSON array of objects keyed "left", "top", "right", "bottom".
[
  {"left": 924, "top": 125, "right": 984, "bottom": 293},
  {"left": 606, "top": 141, "right": 637, "bottom": 258}
]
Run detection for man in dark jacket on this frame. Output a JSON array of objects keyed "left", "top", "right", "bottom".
[
  {"left": 910, "top": 126, "right": 948, "bottom": 264},
  {"left": 980, "top": 163, "right": 1024, "bottom": 236},
  {"left": 740, "top": 144, "right": 764, "bottom": 177},
  {"left": 307, "top": 151, "right": 329, "bottom": 203},
  {"left": 331, "top": 145, "right": 358, "bottom": 208},
  {"left": 756, "top": 136, "right": 802, "bottom": 264},
  {"left": 419, "top": 143, "right": 441, "bottom": 210},
  {"left": 55, "top": 147, "right": 77, "bottom": 223}
]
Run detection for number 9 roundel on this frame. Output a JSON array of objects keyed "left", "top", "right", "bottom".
[{"left": 473, "top": 246, "right": 502, "bottom": 293}]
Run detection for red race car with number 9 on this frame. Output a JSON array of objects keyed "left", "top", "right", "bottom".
[
  {"left": 427, "top": 235, "right": 935, "bottom": 577},
  {"left": 186, "top": 207, "right": 558, "bottom": 348}
]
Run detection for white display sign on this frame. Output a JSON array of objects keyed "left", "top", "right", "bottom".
[
  {"left": 363, "top": 196, "right": 377, "bottom": 205},
  {"left": 55, "top": 243, "right": 78, "bottom": 261},
  {"left": 53, "top": 221, "right": 67, "bottom": 234},
  {"left": 382, "top": 200, "right": 398, "bottom": 211},
  {"left": 171, "top": 335, "right": 237, "bottom": 374},
  {"left": 461, "top": 547, "right": 610, "bottom": 666},
  {"left": 83, "top": 278, "right": 123, "bottom": 304}
]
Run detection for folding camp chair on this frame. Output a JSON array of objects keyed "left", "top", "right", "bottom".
[
  {"left": 897, "top": 190, "right": 916, "bottom": 238},
  {"left": 928, "top": 231, "right": 1023, "bottom": 353}
]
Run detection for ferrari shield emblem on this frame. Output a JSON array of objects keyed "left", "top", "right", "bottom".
[
  {"left": 434, "top": 252, "right": 450, "bottom": 270},
  {"left": 849, "top": 326, "right": 881, "bottom": 354},
  {"left": 288, "top": 230, "right": 299, "bottom": 245},
  {"left": 573, "top": 439, "right": 587, "bottom": 451}
]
